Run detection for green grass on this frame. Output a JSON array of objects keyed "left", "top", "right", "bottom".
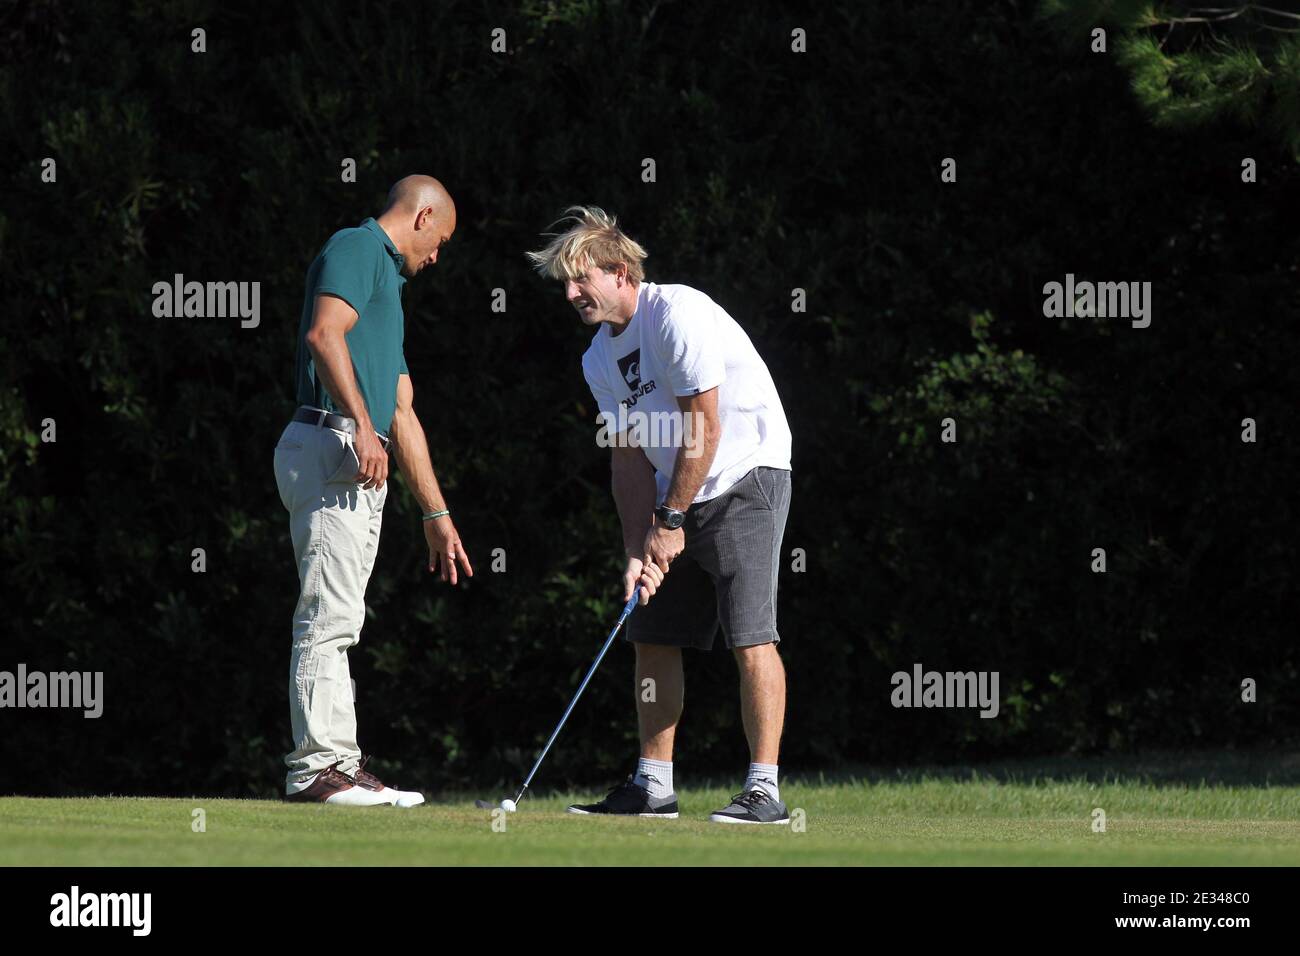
[{"left": 5, "top": 763, "right": 1300, "bottom": 866}]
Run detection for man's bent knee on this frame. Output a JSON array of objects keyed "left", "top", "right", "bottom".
[
  {"left": 636, "top": 642, "right": 681, "bottom": 664},
  {"left": 733, "top": 641, "right": 781, "bottom": 667}
]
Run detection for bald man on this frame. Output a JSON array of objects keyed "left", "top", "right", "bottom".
[{"left": 273, "top": 175, "right": 473, "bottom": 806}]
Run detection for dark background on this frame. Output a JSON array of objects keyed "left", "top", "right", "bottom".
[{"left": 2, "top": 0, "right": 1297, "bottom": 797}]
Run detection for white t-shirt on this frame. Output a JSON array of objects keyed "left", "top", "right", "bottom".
[{"left": 582, "top": 280, "right": 792, "bottom": 504}]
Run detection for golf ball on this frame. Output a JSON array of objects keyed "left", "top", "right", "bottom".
[{"left": 501, "top": 799, "right": 517, "bottom": 813}]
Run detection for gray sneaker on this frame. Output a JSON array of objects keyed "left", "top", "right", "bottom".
[
  {"left": 567, "top": 775, "right": 679, "bottom": 818},
  {"left": 709, "top": 783, "right": 789, "bottom": 825}
]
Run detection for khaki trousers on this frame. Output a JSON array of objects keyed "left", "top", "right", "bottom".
[{"left": 272, "top": 414, "right": 386, "bottom": 793}]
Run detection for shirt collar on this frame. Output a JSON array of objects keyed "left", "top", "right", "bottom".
[{"left": 361, "top": 218, "right": 405, "bottom": 275}]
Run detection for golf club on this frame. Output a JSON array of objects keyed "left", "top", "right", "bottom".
[{"left": 476, "top": 586, "right": 643, "bottom": 812}]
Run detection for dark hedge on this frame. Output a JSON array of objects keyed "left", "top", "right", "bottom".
[{"left": 1, "top": 0, "right": 1296, "bottom": 796}]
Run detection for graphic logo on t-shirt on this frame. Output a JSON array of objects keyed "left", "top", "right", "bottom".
[
  {"left": 614, "top": 348, "right": 657, "bottom": 409},
  {"left": 617, "top": 350, "right": 641, "bottom": 390}
]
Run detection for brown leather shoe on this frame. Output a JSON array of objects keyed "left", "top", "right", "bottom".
[
  {"left": 352, "top": 755, "right": 386, "bottom": 793},
  {"left": 353, "top": 754, "right": 425, "bottom": 808},
  {"left": 284, "top": 762, "right": 359, "bottom": 803}
]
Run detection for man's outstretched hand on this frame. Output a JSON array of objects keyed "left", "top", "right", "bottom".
[{"left": 424, "top": 515, "right": 473, "bottom": 585}]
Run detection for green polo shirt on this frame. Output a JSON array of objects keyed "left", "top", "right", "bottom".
[{"left": 294, "top": 217, "right": 408, "bottom": 436}]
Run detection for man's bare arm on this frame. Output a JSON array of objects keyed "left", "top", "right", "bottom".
[
  {"left": 640, "top": 387, "right": 722, "bottom": 572},
  {"left": 388, "top": 373, "right": 450, "bottom": 514},
  {"left": 612, "top": 441, "right": 663, "bottom": 604},
  {"left": 388, "top": 373, "right": 473, "bottom": 585},
  {"left": 661, "top": 386, "right": 722, "bottom": 511},
  {"left": 613, "top": 442, "right": 657, "bottom": 557},
  {"left": 304, "top": 293, "right": 388, "bottom": 489}
]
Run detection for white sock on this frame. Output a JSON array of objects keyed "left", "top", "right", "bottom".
[
  {"left": 745, "top": 763, "right": 779, "bottom": 801},
  {"left": 633, "top": 758, "right": 674, "bottom": 798}
]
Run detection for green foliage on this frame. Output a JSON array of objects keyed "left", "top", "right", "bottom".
[{"left": 1043, "top": 0, "right": 1300, "bottom": 159}]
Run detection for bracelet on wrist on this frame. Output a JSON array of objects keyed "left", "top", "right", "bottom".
[{"left": 422, "top": 510, "right": 450, "bottom": 521}]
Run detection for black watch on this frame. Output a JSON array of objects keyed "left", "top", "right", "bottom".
[{"left": 655, "top": 505, "right": 687, "bottom": 530}]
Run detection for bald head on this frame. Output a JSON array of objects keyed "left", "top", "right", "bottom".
[
  {"left": 376, "top": 174, "right": 456, "bottom": 277},
  {"left": 383, "top": 175, "right": 453, "bottom": 218}
]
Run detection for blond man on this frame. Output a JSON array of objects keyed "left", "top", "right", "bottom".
[{"left": 527, "top": 207, "right": 794, "bottom": 824}]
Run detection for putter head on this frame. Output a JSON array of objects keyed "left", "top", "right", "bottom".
[{"left": 473, "top": 799, "right": 495, "bottom": 810}]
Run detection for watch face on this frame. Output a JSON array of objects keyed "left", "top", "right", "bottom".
[{"left": 659, "top": 508, "right": 685, "bottom": 529}]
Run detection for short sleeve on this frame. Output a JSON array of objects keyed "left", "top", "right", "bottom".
[
  {"left": 312, "top": 231, "right": 385, "bottom": 315},
  {"left": 654, "top": 293, "right": 727, "bottom": 396},
  {"left": 582, "top": 350, "right": 622, "bottom": 433},
  {"left": 399, "top": 352, "right": 409, "bottom": 375}
]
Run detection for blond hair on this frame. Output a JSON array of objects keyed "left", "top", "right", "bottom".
[{"left": 526, "top": 206, "right": 647, "bottom": 284}]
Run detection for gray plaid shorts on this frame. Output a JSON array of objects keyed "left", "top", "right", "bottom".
[{"left": 626, "top": 466, "right": 792, "bottom": 651}]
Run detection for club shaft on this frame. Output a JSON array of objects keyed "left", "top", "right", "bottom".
[{"left": 514, "top": 593, "right": 639, "bottom": 802}]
